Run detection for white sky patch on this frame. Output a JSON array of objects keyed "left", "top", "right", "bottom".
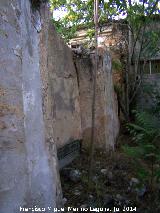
[{"left": 53, "top": 8, "right": 68, "bottom": 21}]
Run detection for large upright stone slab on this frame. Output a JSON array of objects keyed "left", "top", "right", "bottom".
[
  {"left": 0, "top": 1, "right": 62, "bottom": 212},
  {"left": 43, "top": 22, "right": 82, "bottom": 149},
  {"left": 39, "top": 6, "right": 82, "bottom": 168},
  {"left": 75, "top": 51, "right": 119, "bottom": 150}
]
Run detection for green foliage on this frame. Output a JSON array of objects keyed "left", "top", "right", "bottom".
[
  {"left": 52, "top": 19, "right": 77, "bottom": 41},
  {"left": 142, "top": 83, "right": 160, "bottom": 115},
  {"left": 49, "top": 0, "right": 160, "bottom": 58},
  {"left": 141, "top": 24, "right": 160, "bottom": 58},
  {"left": 122, "top": 145, "right": 145, "bottom": 159},
  {"left": 122, "top": 109, "right": 160, "bottom": 186},
  {"left": 136, "top": 166, "right": 150, "bottom": 182},
  {"left": 128, "top": 111, "right": 160, "bottom": 142},
  {"left": 112, "top": 59, "right": 122, "bottom": 72},
  {"left": 50, "top": 0, "right": 95, "bottom": 40},
  {"left": 86, "top": 29, "right": 95, "bottom": 40},
  {"left": 50, "top": 0, "right": 160, "bottom": 120}
]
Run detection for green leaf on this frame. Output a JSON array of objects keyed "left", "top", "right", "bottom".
[
  {"left": 154, "top": 168, "right": 160, "bottom": 181},
  {"left": 122, "top": 145, "right": 144, "bottom": 158},
  {"left": 136, "top": 166, "right": 150, "bottom": 182}
]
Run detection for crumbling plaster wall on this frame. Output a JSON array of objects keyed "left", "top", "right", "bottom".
[
  {"left": 75, "top": 51, "right": 119, "bottom": 150},
  {"left": 0, "top": 0, "right": 119, "bottom": 211},
  {"left": 0, "top": 1, "right": 62, "bottom": 212},
  {"left": 44, "top": 22, "right": 82, "bottom": 149}
]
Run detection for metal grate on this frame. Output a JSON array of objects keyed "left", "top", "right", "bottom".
[{"left": 57, "top": 140, "right": 82, "bottom": 169}]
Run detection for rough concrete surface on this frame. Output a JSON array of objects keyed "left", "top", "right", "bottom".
[
  {"left": 46, "top": 23, "right": 82, "bottom": 149},
  {"left": 75, "top": 51, "right": 119, "bottom": 150},
  {"left": 0, "top": 1, "right": 62, "bottom": 212},
  {"left": 0, "top": 0, "right": 120, "bottom": 212}
]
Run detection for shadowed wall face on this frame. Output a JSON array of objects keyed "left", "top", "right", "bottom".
[{"left": 137, "top": 74, "right": 160, "bottom": 110}]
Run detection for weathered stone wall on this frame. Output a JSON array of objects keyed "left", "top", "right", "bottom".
[
  {"left": 0, "top": 0, "right": 120, "bottom": 211},
  {"left": 0, "top": 1, "right": 62, "bottom": 212},
  {"left": 75, "top": 51, "right": 119, "bottom": 150},
  {"left": 137, "top": 74, "right": 160, "bottom": 110},
  {"left": 45, "top": 23, "right": 82, "bottom": 149},
  {"left": 70, "top": 22, "right": 127, "bottom": 89}
]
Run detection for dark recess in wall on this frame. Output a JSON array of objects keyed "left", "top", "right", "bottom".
[{"left": 30, "top": 0, "right": 48, "bottom": 9}]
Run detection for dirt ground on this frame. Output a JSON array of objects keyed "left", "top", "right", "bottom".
[{"left": 60, "top": 135, "right": 160, "bottom": 213}]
